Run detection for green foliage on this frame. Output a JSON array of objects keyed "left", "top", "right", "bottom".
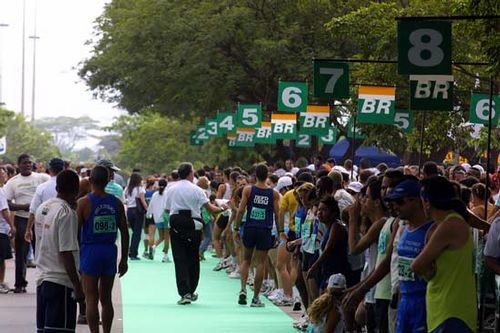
[
  {"left": 80, "top": 0, "right": 498, "bottom": 165},
  {"left": 108, "top": 113, "right": 266, "bottom": 174},
  {"left": 0, "top": 108, "right": 60, "bottom": 163}
]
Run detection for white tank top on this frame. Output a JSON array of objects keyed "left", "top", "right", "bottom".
[
  {"left": 222, "top": 183, "right": 231, "bottom": 200},
  {"left": 390, "top": 218, "right": 406, "bottom": 295}
]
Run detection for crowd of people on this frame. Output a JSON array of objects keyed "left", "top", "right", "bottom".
[{"left": 1, "top": 153, "right": 500, "bottom": 333}]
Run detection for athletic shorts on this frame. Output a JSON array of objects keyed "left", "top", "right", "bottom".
[
  {"left": 302, "top": 251, "right": 319, "bottom": 272},
  {"left": 145, "top": 216, "right": 155, "bottom": 226},
  {"left": 287, "top": 229, "right": 296, "bottom": 242},
  {"left": 155, "top": 222, "right": 167, "bottom": 229},
  {"left": 0, "top": 233, "right": 12, "bottom": 261},
  {"left": 242, "top": 227, "right": 272, "bottom": 251},
  {"left": 216, "top": 215, "right": 229, "bottom": 230},
  {"left": 396, "top": 293, "right": 427, "bottom": 333},
  {"left": 80, "top": 244, "right": 117, "bottom": 276},
  {"left": 37, "top": 281, "right": 77, "bottom": 333},
  {"left": 162, "top": 212, "right": 170, "bottom": 228},
  {"left": 430, "top": 318, "right": 474, "bottom": 333}
]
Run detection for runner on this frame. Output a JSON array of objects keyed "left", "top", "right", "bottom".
[
  {"left": 3, "top": 154, "right": 48, "bottom": 293},
  {"left": 77, "top": 166, "right": 129, "bottom": 333},
  {"left": 411, "top": 176, "right": 477, "bottom": 333},
  {"left": 234, "top": 163, "right": 282, "bottom": 307},
  {"left": 143, "top": 176, "right": 156, "bottom": 258},
  {"left": 96, "top": 159, "right": 124, "bottom": 202},
  {"left": 213, "top": 168, "right": 232, "bottom": 271},
  {"left": 34, "top": 170, "right": 83, "bottom": 333}
]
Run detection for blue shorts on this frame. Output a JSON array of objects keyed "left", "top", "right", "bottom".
[
  {"left": 243, "top": 227, "right": 272, "bottom": 251},
  {"left": 80, "top": 244, "right": 117, "bottom": 276},
  {"left": 155, "top": 222, "right": 167, "bottom": 229},
  {"left": 430, "top": 318, "right": 474, "bottom": 333},
  {"left": 396, "top": 293, "right": 427, "bottom": 333}
]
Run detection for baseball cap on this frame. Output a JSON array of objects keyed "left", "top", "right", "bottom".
[
  {"left": 384, "top": 178, "right": 420, "bottom": 201},
  {"left": 472, "top": 164, "right": 484, "bottom": 174},
  {"left": 49, "top": 158, "right": 65, "bottom": 170},
  {"left": 96, "top": 159, "right": 120, "bottom": 171},
  {"left": 328, "top": 273, "right": 346, "bottom": 289},
  {"left": 275, "top": 176, "right": 293, "bottom": 191},
  {"left": 347, "top": 181, "right": 363, "bottom": 193}
]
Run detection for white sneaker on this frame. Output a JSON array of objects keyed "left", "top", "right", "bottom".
[
  {"left": 293, "top": 313, "right": 309, "bottom": 328},
  {"left": 267, "top": 288, "right": 283, "bottom": 301},
  {"left": 228, "top": 270, "right": 241, "bottom": 279},
  {"left": 0, "top": 283, "right": 9, "bottom": 294},
  {"left": 225, "top": 264, "right": 236, "bottom": 274},
  {"left": 273, "top": 296, "right": 294, "bottom": 306},
  {"left": 213, "top": 260, "right": 225, "bottom": 271},
  {"left": 162, "top": 254, "right": 171, "bottom": 263},
  {"left": 222, "top": 257, "right": 232, "bottom": 269}
]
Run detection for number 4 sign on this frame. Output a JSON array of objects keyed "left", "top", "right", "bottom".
[
  {"left": 313, "top": 61, "right": 349, "bottom": 99},
  {"left": 278, "top": 81, "right": 308, "bottom": 112},
  {"left": 469, "top": 93, "right": 499, "bottom": 126},
  {"left": 398, "top": 20, "right": 452, "bottom": 75}
]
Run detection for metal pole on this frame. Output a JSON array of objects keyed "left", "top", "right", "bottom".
[
  {"left": 30, "top": 0, "right": 39, "bottom": 123},
  {"left": 484, "top": 78, "right": 494, "bottom": 221},
  {"left": 21, "top": 0, "right": 26, "bottom": 116},
  {"left": 351, "top": 115, "right": 356, "bottom": 180},
  {"left": 418, "top": 111, "right": 426, "bottom": 177}
]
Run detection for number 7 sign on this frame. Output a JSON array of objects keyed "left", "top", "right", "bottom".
[{"left": 313, "top": 61, "right": 349, "bottom": 99}]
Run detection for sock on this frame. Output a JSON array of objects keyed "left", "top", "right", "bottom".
[{"left": 144, "top": 234, "right": 150, "bottom": 241}]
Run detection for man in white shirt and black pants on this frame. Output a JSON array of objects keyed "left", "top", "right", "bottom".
[{"left": 166, "top": 162, "right": 225, "bottom": 305}]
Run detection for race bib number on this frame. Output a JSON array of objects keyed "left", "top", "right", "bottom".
[
  {"left": 250, "top": 207, "right": 266, "bottom": 221},
  {"left": 398, "top": 256, "right": 415, "bottom": 281},
  {"left": 301, "top": 219, "right": 313, "bottom": 239},
  {"left": 93, "top": 215, "right": 117, "bottom": 233}
]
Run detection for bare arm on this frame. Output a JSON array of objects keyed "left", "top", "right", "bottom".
[
  {"left": 117, "top": 201, "right": 129, "bottom": 277},
  {"left": 7, "top": 200, "right": 29, "bottom": 212},
  {"left": 234, "top": 186, "right": 250, "bottom": 230},
  {"left": 310, "top": 223, "right": 343, "bottom": 272},
  {"left": 467, "top": 208, "right": 490, "bottom": 232},
  {"left": 216, "top": 184, "right": 225, "bottom": 200},
  {"left": 60, "top": 251, "right": 84, "bottom": 301},
  {"left": 411, "top": 223, "right": 450, "bottom": 279}
]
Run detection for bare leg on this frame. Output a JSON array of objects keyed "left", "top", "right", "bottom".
[
  {"left": 212, "top": 224, "right": 223, "bottom": 258},
  {"left": 163, "top": 229, "right": 170, "bottom": 254},
  {"left": 148, "top": 225, "right": 156, "bottom": 248},
  {"left": 277, "top": 246, "right": 292, "bottom": 297},
  {"left": 99, "top": 275, "right": 115, "bottom": 333},
  {"left": 82, "top": 273, "right": 100, "bottom": 333},
  {"left": 240, "top": 246, "right": 253, "bottom": 291},
  {"left": 252, "top": 249, "right": 268, "bottom": 300}
]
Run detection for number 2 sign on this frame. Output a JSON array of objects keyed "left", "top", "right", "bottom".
[{"left": 398, "top": 20, "right": 451, "bottom": 75}]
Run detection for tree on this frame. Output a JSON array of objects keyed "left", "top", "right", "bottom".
[{"left": 0, "top": 108, "right": 60, "bottom": 163}]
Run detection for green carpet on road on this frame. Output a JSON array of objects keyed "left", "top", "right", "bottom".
[{"left": 120, "top": 244, "right": 295, "bottom": 333}]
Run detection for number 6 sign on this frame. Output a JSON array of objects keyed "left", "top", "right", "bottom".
[
  {"left": 278, "top": 81, "right": 308, "bottom": 112},
  {"left": 398, "top": 20, "right": 451, "bottom": 75},
  {"left": 469, "top": 93, "right": 500, "bottom": 126}
]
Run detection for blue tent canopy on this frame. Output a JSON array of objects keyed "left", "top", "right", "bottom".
[{"left": 329, "top": 138, "right": 401, "bottom": 168}]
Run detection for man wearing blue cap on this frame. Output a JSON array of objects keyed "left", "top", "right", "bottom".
[{"left": 385, "top": 178, "right": 434, "bottom": 333}]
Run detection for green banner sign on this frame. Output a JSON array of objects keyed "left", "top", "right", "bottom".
[
  {"left": 347, "top": 118, "right": 367, "bottom": 139},
  {"left": 217, "top": 112, "right": 236, "bottom": 134},
  {"left": 205, "top": 118, "right": 219, "bottom": 137},
  {"left": 277, "top": 81, "right": 308, "bottom": 113},
  {"left": 469, "top": 93, "right": 499, "bottom": 126},
  {"left": 357, "top": 86, "right": 396, "bottom": 124},
  {"left": 271, "top": 113, "right": 297, "bottom": 139},
  {"left": 319, "top": 125, "right": 337, "bottom": 145},
  {"left": 394, "top": 110, "right": 413, "bottom": 133},
  {"left": 254, "top": 122, "right": 275, "bottom": 144},
  {"left": 295, "top": 132, "right": 312, "bottom": 148},
  {"left": 313, "top": 61, "right": 349, "bottom": 99},
  {"left": 398, "top": 20, "right": 452, "bottom": 75},
  {"left": 237, "top": 104, "right": 262, "bottom": 128},
  {"left": 410, "top": 75, "right": 453, "bottom": 111},
  {"left": 190, "top": 130, "right": 202, "bottom": 146},
  {"left": 299, "top": 105, "right": 330, "bottom": 135},
  {"left": 235, "top": 128, "right": 255, "bottom": 147}
]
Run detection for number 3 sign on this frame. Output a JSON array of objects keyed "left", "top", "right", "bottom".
[{"left": 398, "top": 21, "right": 452, "bottom": 75}]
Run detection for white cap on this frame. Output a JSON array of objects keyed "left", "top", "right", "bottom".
[
  {"left": 461, "top": 163, "right": 471, "bottom": 172},
  {"left": 472, "top": 164, "right": 484, "bottom": 174},
  {"left": 328, "top": 274, "right": 346, "bottom": 289},
  {"left": 276, "top": 176, "right": 293, "bottom": 191},
  {"left": 347, "top": 181, "right": 363, "bottom": 193}
]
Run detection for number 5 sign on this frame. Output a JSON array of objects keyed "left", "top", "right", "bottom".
[
  {"left": 278, "top": 81, "right": 308, "bottom": 112},
  {"left": 237, "top": 104, "right": 261, "bottom": 128},
  {"left": 313, "top": 61, "right": 349, "bottom": 99},
  {"left": 469, "top": 93, "right": 500, "bottom": 126},
  {"left": 398, "top": 21, "right": 452, "bottom": 75}
]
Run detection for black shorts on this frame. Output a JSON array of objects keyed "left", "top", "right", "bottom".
[
  {"left": 0, "top": 233, "right": 12, "bottom": 261},
  {"left": 145, "top": 216, "right": 155, "bottom": 227},
  {"left": 216, "top": 215, "right": 229, "bottom": 230},
  {"left": 302, "top": 251, "right": 319, "bottom": 272},
  {"left": 37, "top": 281, "right": 77, "bottom": 333},
  {"left": 243, "top": 227, "right": 272, "bottom": 251},
  {"left": 287, "top": 230, "right": 296, "bottom": 242}
]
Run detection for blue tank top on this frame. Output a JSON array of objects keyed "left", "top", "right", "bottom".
[
  {"left": 245, "top": 185, "right": 274, "bottom": 229},
  {"left": 294, "top": 206, "right": 307, "bottom": 238},
  {"left": 81, "top": 193, "right": 120, "bottom": 245},
  {"left": 397, "top": 220, "right": 435, "bottom": 295},
  {"left": 145, "top": 189, "right": 155, "bottom": 203}
]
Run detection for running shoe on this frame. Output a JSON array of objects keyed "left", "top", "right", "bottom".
[
  {"left": 142, "top": 251, "right": 149, "bottom": 259},
  {"left": 213, "top": 261, "right": 225, "bottom": 271},
  {"left": 0, "top": 283, "right": 9, "bottom": 294},
  {"left": 162, "top": 255, "right": 171, "bottom": 263},
  {"left": 177, "top": 294, "right": 192, "bottom": 305},
  {"left": 238, "top": 290, "right": 247, "bottom": 305},
  {"left": 225, "top": 264, "right": 236, "bottom": 274},
  {"left": 250, "top": 297, "right": 265, "bottom": 307},
  {"left": 273, "top": 296, "right": 294, "bottom": 306},
  {"left": 267, "top": 288, "right": 283, "bottom": 301},
  {"left": 222, "top": 257, "right": 232, "bottom": 269},
  {"left": 189, "top": 293, "right": 198, "bottom": 302},
  {"left": 27, "top": 261, "right": 36, "bottom": 268},
  {"left": 293, "top": 297, "right": 302, "bottom": 311},
  {"left": 293, "top": 314, "right": 309, "bottom": 330},
  {"left": 228, "top": 270, "right": 240, "bottom": 279},
  {"left": 129, "top": 256, "right": 140, "bottom": 261}
]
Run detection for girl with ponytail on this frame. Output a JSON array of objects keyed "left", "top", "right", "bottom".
[{"left": 146, "top": 179, "right": 171, "bottom": 262}]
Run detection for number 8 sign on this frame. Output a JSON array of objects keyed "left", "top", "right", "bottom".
[
  {"left": 278, "top": 81, "right": 308, "bottom": 112},
  {"left": 398, "top": 21, "right": 451, "bottom": 75}
]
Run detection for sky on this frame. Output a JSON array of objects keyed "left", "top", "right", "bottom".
[{"left": 0, "top": 0, "right": 124, "bottom": 148}]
